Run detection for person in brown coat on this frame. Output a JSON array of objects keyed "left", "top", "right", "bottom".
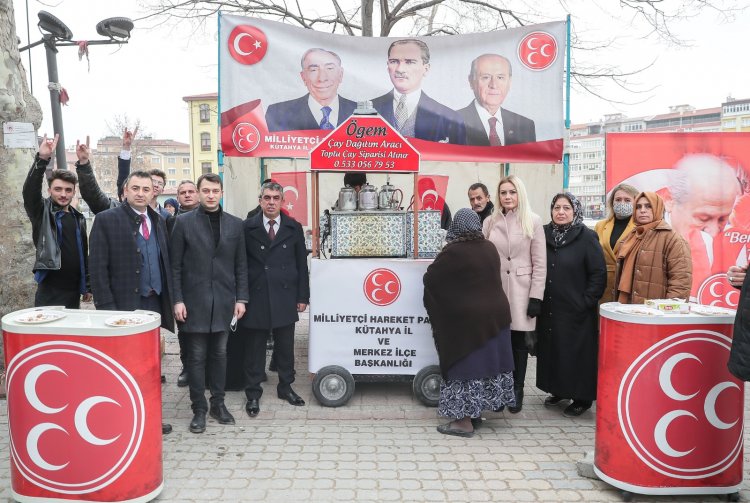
[
  {"left": 615, "top": 192, "right": 692, "bottom": 304},
  {"left": 424, "top": 209, "right": 515, "bottom": 437}
]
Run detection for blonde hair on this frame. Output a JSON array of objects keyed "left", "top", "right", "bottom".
[
  {"left": 494, "top": 175, "right": 536, "bottom": 239},
  {"left": 606, "top": 183, "right": 639, "bottom": 219}
]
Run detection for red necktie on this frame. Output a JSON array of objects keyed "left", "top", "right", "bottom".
[
  {"left": 140, "top": 214, "right": 150, "bottom": 240},
  {"left": 268, "top": 219, "right": 276, "bottom": 240},
  {"left": 488, "top": 117, "right": 502, "bottom": 146}
]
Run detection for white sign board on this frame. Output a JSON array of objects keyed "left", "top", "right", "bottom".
[
  {"left": 3, "top": 122, "right": 37, "bottom": 149},
  {"left": 309, "top": 258, "right": 439, "bottom": 375}
]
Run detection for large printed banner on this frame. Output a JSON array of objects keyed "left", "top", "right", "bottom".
[
  {"left": 220, "top": 15, "right": 565, "bottom": 163},
  {"left": 607, "top": 132, "right": 750, "bottom": 308}
]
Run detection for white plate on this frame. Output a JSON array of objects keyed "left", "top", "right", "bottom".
[
  {"left": 104, "top": 314, "right": 156, "bottom": 327},
  {"left": 614, "top": 305, "right": 665, "bottom": 316},
  {"left": 690, "top": 305, "right": 736, "bottom": 316},
  {"left": 14, "top": 310, "right": 67, "bottom": 324}
]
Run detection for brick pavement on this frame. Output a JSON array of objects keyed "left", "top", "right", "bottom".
[{"left": 1, "top": 311, "right": 749, "bottom": 502}]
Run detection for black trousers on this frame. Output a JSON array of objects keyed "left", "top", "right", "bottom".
[
  {"left": 35, "top": 282, "right": 80, "bottom": 309},
  {"left": 511, "top": 330, "right": 529, "bottom": 391},
  {"left": 242, "top": 324, "right": 296, "bottom": 400},
  {"left": 184, "top": 331, "right": 229, "bottom": 412}
]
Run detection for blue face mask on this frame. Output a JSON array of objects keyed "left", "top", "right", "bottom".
[{"left": 613, "top": 201, "right": 633, "bottom": 219}]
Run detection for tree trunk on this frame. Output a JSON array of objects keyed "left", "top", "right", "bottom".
[
  {"left": 0, "top": 0, "right": 44, "bottom": 376},
  {"left": 361, "top": 0, "right": 374, "bottom": 36}
]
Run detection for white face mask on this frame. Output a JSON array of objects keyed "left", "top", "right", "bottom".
[{"left": 613, "top": 201, "right": 633, "bottom": 219}]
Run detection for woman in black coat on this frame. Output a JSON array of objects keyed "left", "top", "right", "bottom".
[
  {"left": 423, "top": 209, "right": 515, "bottom": 437},
  {"left": 536, "top": 193, "right": 606, "bottom": 417}
]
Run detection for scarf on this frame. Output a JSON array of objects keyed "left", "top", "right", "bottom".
[
  {"left": 549, "top": 192, "right": 583, "bottom": 246},
  {"left": 616, "top": 191, "right": 665, "bottom": 303},
  {"left": 446, "top": 208, "right": 482, "bottom": 242}
]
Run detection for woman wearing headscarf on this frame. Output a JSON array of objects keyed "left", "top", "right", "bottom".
[
  {"left": 537, "top": 193, "right": 606, "bottom": 417},
  {"left": 424, "top": 209, "right": 515, "bottom": 437},
  {"left": 482, "top": 175, "right": 546, "bottom": 413},
  {"left": 594, "top": 183, "right": 638, "bottom": 303},
  {"left": 615, "top": 191, "right": 692, "bottom": 304}
]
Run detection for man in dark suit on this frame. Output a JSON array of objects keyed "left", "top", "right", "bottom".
[
  {"left": 170, "top": 173, "right": 249, "bottom": 434},
  {"left": 88, "top": 170, "right": 174, "bottom": 434},
  {"left": 372, "top": 39, "right": 465, "bottom": 145},
  {"left": 458, "top": 54, "right": 536, "bottom": 146},
  {"left": 239, "top": 181, "right": 310, "bottom": 417},
  {"left": 266, "top": 48, "right": 357, "bottom": 132}
]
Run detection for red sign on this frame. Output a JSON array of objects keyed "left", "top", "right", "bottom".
[
  {"left": 310, "top": 115, "right": 420, "bottom": 172},
  {"left": 363, "top": 268, "right": 401, "bottom": 307},
  {"left": 518, "top": 31, "right": 558, "bottom": 71}
]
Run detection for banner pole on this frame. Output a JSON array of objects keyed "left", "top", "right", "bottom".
[{"left": 563, "top": 14, "right": 572, "bottom": 190}]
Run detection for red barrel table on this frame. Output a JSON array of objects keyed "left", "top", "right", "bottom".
[
  {"left": 595, "top": 302, "right": 743, "bottom": 499},
  {"left": 2, "top": 307, "right": 164, "bottom": 503}
]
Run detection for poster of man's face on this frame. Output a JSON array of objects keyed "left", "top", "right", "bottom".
[{"left": 300, "top": 49, "right": 344, "bottom": 105}]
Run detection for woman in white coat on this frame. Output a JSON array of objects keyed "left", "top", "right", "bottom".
[{"left": 483, "top": 175, "right": 547, "bottom": 412}]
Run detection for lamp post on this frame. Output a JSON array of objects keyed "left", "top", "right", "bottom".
[{"left": 19, "top": 11, "right": 134, "bottom": 170}]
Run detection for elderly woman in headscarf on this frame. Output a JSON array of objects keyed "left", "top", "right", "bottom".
[
  {"left": 423, "top": 209, "right": 515, "bottom": 437},
  {"left": 536, "top": 193, "right": 606, "bottom": 417},
  {"left": 615, "top": 191, "right": 692, "bottom": 304}
]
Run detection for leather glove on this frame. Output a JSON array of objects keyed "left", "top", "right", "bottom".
[{"left": 526, "top": 298, "right": 542, "bottom": 318}]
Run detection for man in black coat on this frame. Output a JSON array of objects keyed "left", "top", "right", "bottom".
[
  {"left": 239, "top": 181, "right": 310, "bottom": 417},
  {"left": 170, "top": 173, "right": 249, "bottom": 434},
  {"left": 76, "top": 128, "right": 134, "bottom": 214},
  {"left": 88, "top": 170, "right": 174, "bottom": 434},
  {"left": 457, "top": 54, "right": 536, "bottom": 146}
]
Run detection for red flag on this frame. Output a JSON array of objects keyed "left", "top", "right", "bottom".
[
  {"left": 270, "top": 171, "right": 308, "bottom": 226},
  {"left": 417, "top": 175, "right": 449, "bottom": 212}
]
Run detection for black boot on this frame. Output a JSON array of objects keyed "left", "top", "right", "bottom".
[
  {"left": 508, "top": 388, "right": 524, "bottom": 414},
  {"left": 509, "top": 333, "right": 529, "bottom": 414}
]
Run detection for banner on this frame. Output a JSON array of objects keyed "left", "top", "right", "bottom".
[
  {"left": 606, "top": 132, "right": 750, "bottom": 308},
  {"left": 269, "top": 171, "right": 308, "bottom": 226},
  {"left": 220, "top": 15, "right": 565, "bottom": 163}
]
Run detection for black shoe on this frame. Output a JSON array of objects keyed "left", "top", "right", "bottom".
[
  {"left": 268, "top": 358, "right": 277, "bottom": 372},
  {"left": 508, "top": 389, "right": 524, "bottom": 414},
  {"left": 544, "top": 395, "right": 567, "bottom": 407},
  {"left": 177, "top": 369, "right": 188, "bottom": 387},
  {"left": 245, "top": 399, "right": 260, "bottom": 417},
  {"left": 209, "top": 403, "right": 236, "bottom": 425},
  {"left": 278, "top": 389, "right": 305, "bottom": 406},
  {"left": 470, "top": 417, "right": 483, "bottom": 429},
  {"left": 162, "top": 423, "right": 172, "bottom": 434},
  {"left": 261, "top": 372, "right": 268, "bottom": 382},
  {"left": 189, "top": 411, "right": 206, "bottom": 433},
  {"left": 563, "top": 402, "right": 591, "bottom": 418}
]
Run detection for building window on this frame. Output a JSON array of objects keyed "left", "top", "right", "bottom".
[
  {"left": 168, "top": 180, "right": 177, "bottom": 187},
  {"left": 183, "top": 168, "right": 191, "bottom": 175},
  {"left": 199, "top": 104, "right": 210, "bottom": 123},
  {"left": 168, "top": 168, "right": 176, "bottom": 175},
  {"left": 202, "top": 162, "right": 212, "bottom": 174},
  {"left": 201, "top": 133, "right": 211, "bottom": 152},
  {"left": 742, "top": 118, "right": 750, "bottom": 127},
  {"left": 151, "top": 156, "right": 160, "bottom": 164},
  {"left": 167, "top": 157, "right": 176, "bottom": 164},
  {"left": 724, "top": 120, "right": 736, "bottom": 128},
  {"left": 183, "top": 157, "right": 190, "bottom": 164}
]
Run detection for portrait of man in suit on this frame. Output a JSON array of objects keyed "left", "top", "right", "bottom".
[
  {"left": 265, "top": 48, "right": 357, "bottom": 132},
  {"left": 458, "top": 54, "right": 536, "bottom": 146},
  {"left": 372, "top": 39, "right": 466, "bottom": 145}
]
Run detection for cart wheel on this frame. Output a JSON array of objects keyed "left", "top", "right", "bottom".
[
  {"left": 621, "top": 490, "right": 633, "bottom": 502},
  {"left": 312, "top": 365, "right": 355, "bottom": 407},
  {"left": 726, "top": 492, "right": 740, "bottom": 502},
  {"left": 413, "top": 365, "right": 442, "bottom": 407}
]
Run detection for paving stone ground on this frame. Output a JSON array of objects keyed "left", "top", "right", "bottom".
[{"left": 1, "top": 311, "right": 749, "bottom": 502}]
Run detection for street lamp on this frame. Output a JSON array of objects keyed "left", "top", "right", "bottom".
[{"left": 19, "top": 11, "right": 134, "bottom": 170}]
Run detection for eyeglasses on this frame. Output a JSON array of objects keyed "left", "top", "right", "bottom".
[{"left": 151, "top": 179, "right": 165, "bottom": 188}]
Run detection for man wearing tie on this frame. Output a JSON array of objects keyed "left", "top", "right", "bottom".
[
  {"left": 372, "top": 39, "right": 466, "bottom": 145},
  {"left": 89, "top": 170, "right": 174, "bottom": 434},
  {"left": 265, "top": 48, "right": 357, "bottom": 132},
  {"left": 458, "top": 54, "right": 536, "bottom": 146},
  {"left": 239, "top": 181, "right": 310, "bottom": 417}
]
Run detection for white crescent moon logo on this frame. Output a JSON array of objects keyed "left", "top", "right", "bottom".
[
  {"left": 659, "top": 353, "right": 700, "bottom": 401},
  {"left": 384, "top": 281, "right": 396, "bottom": 294},
  {"left": 540, "top": 43, "right": 552, "bottom": 57},
  {"left": 283, "top": 186, "right": 299, "bottom": 200},
  {"left": 371, "top": 289, "right": 383, "bottom": 302},
  {"left": 27, "top": 423, "right": 69, "bottom": 471},
  {"left": 371, "top": 272, "right": 382, "bottom": 286},
  {"left": 422, "top": 189, "right": 439, "bottom": 200},
  {"left": 25, "top": 364, "right": 67, "bottom": 414},
  {"left": 526, "top": 36, "right": 538, "bottom": 50},
  {"left": 704, "top": 382, "right": 740, "bottom": 430},
  {"left": 233, "top": 32, "right": 256, "bottom": 56},
  {"left": 75, "top": 397, "right": 122, "bottom": 446},
  {"left": 654, "top": 410, "right": 697, "bottom": 457}
]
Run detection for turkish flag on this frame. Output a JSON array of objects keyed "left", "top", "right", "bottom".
[
  {"left": 270, "top": 171, "right": 308, "bottom": 226},
  {"left": 417, "top": 175, "right": 449, "bottom": 212}
]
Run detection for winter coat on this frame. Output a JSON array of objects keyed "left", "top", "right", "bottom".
[
  {"left": 239, "top": 213, "right": 310, "bottom": 330},
  {"left": 423, "top": 235, "right": 512, "bottom": 375},
  {"left": 614, "top": 220, "right": 692, "bottom": 304},
  {"left": 483, "top": 209, "right": 546, "bottom": 331},
  {"left": 169, "top": 206, "right": 249, "bottom": 334},
  {"left": 22, "top": 155, "right": 90, "bottom": 291},
  {"left": 76, "top": 156, "right": 130, "bottom": 215},
  {"left": 594, "top": 216, "right": 635, "bottom": 303},
  {"left": 536, "top": 224, "right": 606, "bottom": 401},
  {"left": 89, "top": 202, "right": 174, "bottom": 331},
  {"left": 729, "top": 277, "right": 750, "bottom": 380}
]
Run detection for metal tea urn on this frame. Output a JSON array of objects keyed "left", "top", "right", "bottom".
[
  {"left": 338, "top": 185, "right": 357, "bottom": 211},
  {"left": 378, "top": 181, "right": 402, "bottom": 210},
  {"left": 358, "top": 183, "right": 378, "bottom": 210}
]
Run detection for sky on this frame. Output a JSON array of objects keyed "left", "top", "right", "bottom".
[{"left": 10, "top": 0, "right": 750, "bottom": 148}]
